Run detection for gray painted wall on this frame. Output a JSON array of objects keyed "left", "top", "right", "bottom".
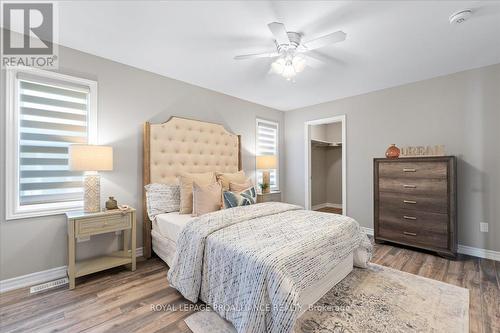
[
  {"left": 310, "top": 147, "right": 342, "bottom": 207},
  {"left": 284, "top": 63, "right": 500, "bottom": 252},
  {"left": 0, "top": 44, "right": 284, "bottom": 280},
  {"left": 326, "top": 123, "right": 342, "bottom": 143},
  {"left": 310, "top": 145, "right": 326, "bottom": 206},
  {"left": 326, "top": 148, "right": 342, "bottom": 205},
  {"left": 326, "top": 123, "right": 343, "bottom": 205}
]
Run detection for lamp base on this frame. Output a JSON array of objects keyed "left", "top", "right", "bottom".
[
  {"left": 262, "top": 170, "right": 271, "bottom": 194},
  {"left": 84, "top": 174, "right": 100, "bottom": 213}
]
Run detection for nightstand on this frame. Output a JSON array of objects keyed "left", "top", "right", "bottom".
[
  {"left": 257, "top": 191, "right": 282, "bottom": 203},
  {"left": 66, "top": 208, "right": 136, "bottom": 289}
]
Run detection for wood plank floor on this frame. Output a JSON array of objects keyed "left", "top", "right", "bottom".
[
  {"left": 1, "top": 242, "right": 499, "bottom": 333},
  {"left": 315, "top": 207, "right": 343, "bottom": 214}
]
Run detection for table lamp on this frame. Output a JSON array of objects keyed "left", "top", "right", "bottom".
[
  {"left": 256, "top": 155, "right": 277, "bottom": 194},
  {"left": 69, "top": 145, "right": 113, "bottom": 213}
]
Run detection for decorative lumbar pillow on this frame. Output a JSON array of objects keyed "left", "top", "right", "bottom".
[
  {"left": 216, "top": 171, "right": 246, "bottom": 191},
  {"left": 192, "top": 181, "right": 222, "bottom": 217},
  {"left": 229, "top": 178, "right": 254, "bottom": 193},
  {"left": 144, "top": 183, "right": 180, "bottom": 220},
  {"left": 223, "top": 186, "right": 257, "bottom": 209},
  {"left": 179, "top": 172, "right": 216, "bottom": 214}
]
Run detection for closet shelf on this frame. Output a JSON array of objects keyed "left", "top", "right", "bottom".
[{"left": 311, "top": 139, "right": 342, "bottom": 148}]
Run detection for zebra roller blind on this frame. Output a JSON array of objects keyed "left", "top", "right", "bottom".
[
  {"left": 256, "top": 119, "right": 279, "bottom": 190},
  {"left": 18, "top": 77, "right": 89, "bottom": 206}
]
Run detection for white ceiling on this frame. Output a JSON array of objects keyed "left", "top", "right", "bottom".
[{"left": 54, "top": 1, "right": 500, "bottom": 110}]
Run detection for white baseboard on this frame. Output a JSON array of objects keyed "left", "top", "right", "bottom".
[
  {"left": 362, "top": 227, "right": 374, "bottom": 236},
  {"left": 0, "top": 247, "right": 144, "bottom": 293},
  {"left": 363, "top": 227, "right": 500, "bottom": 261},
  {"left": 0, "top": 266, "right": 68, "bottom": 294},
  {"left": 458, "top": 244, "right": 500, "bottom": 261},
  {"left": 312, "top": 202, "right": 342, "bottom": 210}
]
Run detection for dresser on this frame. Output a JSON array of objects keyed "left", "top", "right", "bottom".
[{"left": 374, "top": 157, "right": 457, "bottom": 258}]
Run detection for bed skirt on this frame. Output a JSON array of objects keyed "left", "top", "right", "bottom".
[{"left": 152, "top": 229, "right": 175, "bottom": 267}]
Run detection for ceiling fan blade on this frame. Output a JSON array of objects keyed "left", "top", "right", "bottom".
[
  {"left": 303, "top": 54, "right": 324, "bottom": 68},
  {"left": 303, "top": 31, "right": 346, "bottom": 51},
  {"left": 234, "top": 51, "right": 280, "bottom": 60},
  {"left": 267, "top": 22, "right": 290, "bottom": 46}
]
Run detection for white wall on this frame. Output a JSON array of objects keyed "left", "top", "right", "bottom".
[
  {"left": 0, "top": 43, "right": 284, "bottom": 280},
  {"left": 284, "top": 63, "right": 500, "bottom": 252}
]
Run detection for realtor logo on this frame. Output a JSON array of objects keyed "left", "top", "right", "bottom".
[{"left": 1, "top": 2, "right": 58, "bottom": 68}]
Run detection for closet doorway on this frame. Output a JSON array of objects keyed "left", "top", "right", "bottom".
[{"left": 304, "top": 115, "right": 346, "bottom": 215}]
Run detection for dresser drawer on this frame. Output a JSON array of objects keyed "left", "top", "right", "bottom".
[
  {"left": 379, "top": 192, "right": 448, "bottom": 214},
  {"left": 378, "top": 207, "right": 448, "bottom": 233},
  {"left": 377, "top": 207, "right": 448, "bottom": 249},
  {"left": 379, "top": 161, "right": 447, "bottom": 179},
  {"left": 378, "top": 177, "right": 447, "bottom": 196},
  {"left": 378, "top": 225, "right": 448, "bottom": 249},
  {"left": 76, "top": 213, "right": 131, "bottom": 237}
]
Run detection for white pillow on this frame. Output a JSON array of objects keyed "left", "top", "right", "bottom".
[{"left": 144, "top": 183, "right": 180, "bottom": 219}]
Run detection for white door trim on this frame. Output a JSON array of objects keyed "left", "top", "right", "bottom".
[{"left": 304, "top": 115, "right": 347, "bottom": 214}]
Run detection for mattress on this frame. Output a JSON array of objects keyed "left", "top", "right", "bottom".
[{"left": 153, "top": 211, "right": 193, "bottom": 242}]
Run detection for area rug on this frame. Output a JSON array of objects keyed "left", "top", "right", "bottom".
[{"left": 184, "top": 263, "right": 469, "bottom": 332}]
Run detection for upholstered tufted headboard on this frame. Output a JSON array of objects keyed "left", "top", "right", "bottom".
[{"left": 142, "top": 116, "right": 241, "bottom": 258}]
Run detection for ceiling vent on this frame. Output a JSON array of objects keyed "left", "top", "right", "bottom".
[{"left": 449, "top": 10, "right": 472, "bottom": 24}]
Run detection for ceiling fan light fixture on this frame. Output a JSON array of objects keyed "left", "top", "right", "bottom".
[
  {"left": 281, "top": 62, "right": 296, "bottom": 80},
  {"left": 292, "top": 54, "right": 306, "bottom": 73},
  {"left": 271, "top": 57, "right": 286, "bottom": 74},
  {"left": 271, "top": 53, "right": 306, "bottom": 80},
  {"left": 235, "top": 21, "right": 348, "bottom": 81}
]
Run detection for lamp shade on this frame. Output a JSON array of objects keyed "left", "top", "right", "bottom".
[
  {"left": 256, "top": 155, "right": 277, "bottom": 169},
  {"left": 69, "top": 145, "right": 113, "bottom": 171}
]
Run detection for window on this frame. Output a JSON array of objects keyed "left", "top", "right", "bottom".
[
  {"left": 5, "top": 68, "right": 97, "bottom": 219},
  {"left": 256, "top": 118, "right": 279, "bottom": 191}
]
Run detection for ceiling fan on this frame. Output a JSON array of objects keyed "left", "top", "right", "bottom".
[{"left": 234, "top": 22, "right": 346, "bottom": 81}]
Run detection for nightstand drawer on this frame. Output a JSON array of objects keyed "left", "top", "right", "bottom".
[
  {"left": 76, "top": 213, "right": 131, "bottom": 236},
  {"left": 257, "top": 191, "right": 281, "bottom": 203}
]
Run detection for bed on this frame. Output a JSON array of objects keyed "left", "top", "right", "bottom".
[
  {"left": 143, "top": 117, "right": 372, "bottom": 333},
  {"left": 152, "top": 211, "right": 191, "bottom": 266}
]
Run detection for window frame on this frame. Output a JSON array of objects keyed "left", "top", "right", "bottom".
[
  {"left": 5, "top": 67, "right": 98, "bottom": 220},
  {"left": 255, "top": 117, "right": 280, "bottom": 191}
]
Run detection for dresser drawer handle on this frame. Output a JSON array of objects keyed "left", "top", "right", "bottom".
[
  {"left": 403, "top": 184, "right": 416, "bottom": 188},
  {"left": 403, "top": 231, "right": 417, "bottom": 236},
  {"left": 403, "top": 200, "right": 417, "bottom": 204},
  {"left": 403, "top": 168, "right": 416, "bottom": 172},
  {"left": 403, "top": 215, "right": 417, "bottom": 220}
]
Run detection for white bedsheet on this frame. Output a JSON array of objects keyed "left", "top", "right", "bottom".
[{"left": 153, "top": 212, "right": 192, "bottom": 242}]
